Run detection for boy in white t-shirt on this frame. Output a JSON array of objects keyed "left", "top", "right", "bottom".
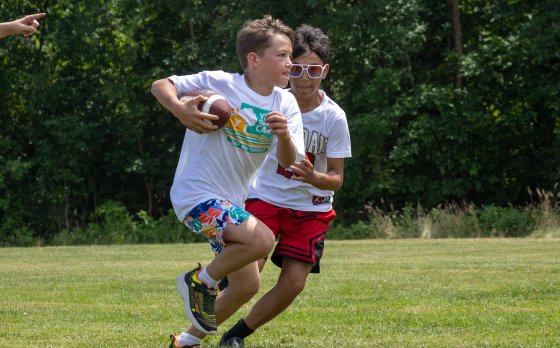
[
  {"left": 151, "top": 16, "right": 304, "bottom": 348},
  {"left": 219, "top": 24, "right": 352, "bottom": 347}
]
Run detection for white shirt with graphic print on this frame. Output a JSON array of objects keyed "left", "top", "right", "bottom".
[
  {"left": 168, "top": 71, "right": 305, "bottom": 221},
  {"left": 248, "top": 91, "right": 351, "bottom": 212}
]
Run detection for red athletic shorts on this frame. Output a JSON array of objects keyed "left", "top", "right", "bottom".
[{"left": 245, "top": 198, "right": 336, "bottom": 273}]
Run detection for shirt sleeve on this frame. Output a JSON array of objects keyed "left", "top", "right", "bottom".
[
  {"left": 326, "top": 109, "right": 352, "bottom": 159},
  {"left": 168, "top": 72, "right": 211, "bottom": 97}
]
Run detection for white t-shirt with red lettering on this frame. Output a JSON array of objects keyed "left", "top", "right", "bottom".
[{"left": 248, "top": 91, "right": 351, "bottom": 212}]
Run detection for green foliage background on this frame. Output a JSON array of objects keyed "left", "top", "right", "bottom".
[{"left": 1, "top": 0, "right": 559, "bottom": 244}]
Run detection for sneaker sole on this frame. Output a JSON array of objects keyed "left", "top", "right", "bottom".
[{"left": 176, "top": 272, "right": 217, "bottom": 335}]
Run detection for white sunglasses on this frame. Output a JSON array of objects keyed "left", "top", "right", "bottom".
[{"left": 289, "top": 64, "right": 326, "bottom": 79}]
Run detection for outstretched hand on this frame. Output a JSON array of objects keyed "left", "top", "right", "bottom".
[
  {"left": 19, "top": 13, "right": 46, "bottom": 37},
  {"left": 0, "top": 13, "right": 46, "bottom": 39}
]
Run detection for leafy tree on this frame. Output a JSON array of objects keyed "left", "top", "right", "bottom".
[{"left": 1, "top": 0, "right": 560, "bottom": 243}]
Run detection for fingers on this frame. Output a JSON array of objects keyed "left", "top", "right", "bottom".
[
  {"left": 178, "top": 96, "right": 219, "bottom": 134},
  {"left": 180, "top": 112, "right": 218, "bottom": 133},
  {"left": 290, "top": 159, "right": 313, "bottom": 174},
  {"left": 289, "top": 160, "right": 315, "bottom": 182},
  {"left": 22, "top": 26, "right": 38, "bottom": 37},
  {"left": 19, "top": 13, "right": 46, "bottom": 37},
  {"left": 24, "top": 13, "right": 47, "bottom": 22},
  {"left": 193, "top": 110, "right": 219, "bottom": 132},
  {"left": 265, "top": 112, "right": 289, "bottom": 136},
  {"left": 188, "top": 116, "right": 219, "bottom": 134},
  {"left": 22, "top": 24, "right": 38, "bottom": 36}
]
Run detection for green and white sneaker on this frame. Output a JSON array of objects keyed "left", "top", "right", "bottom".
[{"left": 176, "top": 264, "right": 218, "bottom": 335}]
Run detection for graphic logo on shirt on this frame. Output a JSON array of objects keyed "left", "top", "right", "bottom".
[
  {"left": 303, "top": 128, "right": 328, "bottom": 155},
  {"left": 224, "top": 102, "right": 273, "bottom": 154}
]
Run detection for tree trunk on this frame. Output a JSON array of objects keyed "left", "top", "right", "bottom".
[
  {"left": 143, "top": 174, "right": 153, "bottom": 217},
  {"left": 451, "top": 0, "right": 463, "bottom": 90},
  {"left": 137, "top": 141, "right": 153, "bottom": 216}
]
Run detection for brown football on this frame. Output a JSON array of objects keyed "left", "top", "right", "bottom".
[{"left": 180, "top": 89, "right": 231, "bottom": 129}]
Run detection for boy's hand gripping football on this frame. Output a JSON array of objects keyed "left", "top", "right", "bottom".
[{"left": 174, "top": 95, "right": 219, "bottom": 134}]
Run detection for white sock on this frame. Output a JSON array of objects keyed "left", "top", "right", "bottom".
[
  {"left": 177, "top": 332, "right": 202, "bottom": 346},
  {"left": 198, "top": 266, "right": 219, "bottom": 288}
]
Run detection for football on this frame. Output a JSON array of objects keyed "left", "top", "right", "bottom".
[{"left": 180, "top": 89, "right": 230, "bottom": 128}]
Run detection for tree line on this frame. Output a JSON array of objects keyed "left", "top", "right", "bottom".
[{"left": 1, "top": 0, "right": 559, "bottom": 245}]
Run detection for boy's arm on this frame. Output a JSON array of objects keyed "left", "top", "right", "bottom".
[
  {"left": 290, "top": 157, "right": 345, "bottom": 191},
  {"left": 265, "top": 111, "right": 297, "bottom": 168},
  {"left": 275, "top": 134, "right": 297, "bottom": 169},
  {"left": 151, "top": 78, "right": 217, "bottom": 133}
]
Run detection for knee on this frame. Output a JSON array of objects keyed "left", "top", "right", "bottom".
[
  {"left": 231, "top": 278, "right": 260, "bottom": 301},
  {"left": 252, "top": 226, "right": 275, "bottom": 259},
  {"left": 280, "top": 275, "right": 306, "bottom": 297},
  {"left": 287, "top": 278, "right": 306, "bottom": 296}
]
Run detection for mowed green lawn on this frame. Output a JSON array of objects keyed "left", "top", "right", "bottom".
[{"left": 1, "top": 239, "right": 559, "bottom": 347}]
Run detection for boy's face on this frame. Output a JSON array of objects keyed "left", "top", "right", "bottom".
[
  {"left": 253, "top": 33, "right": 293, "bottom": 89},
  {"left": 289, "top": 51, "right": 329, "bottom": 102}
]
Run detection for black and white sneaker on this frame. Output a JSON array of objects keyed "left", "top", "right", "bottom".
[{"left": 219, "top": 334, "right": 244, "bottom": 347}]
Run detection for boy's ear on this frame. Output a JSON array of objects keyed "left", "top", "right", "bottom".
[
  {"left": 322, "top": 64, "right": 330, "bottom": 79},
  {"left": 246, "top": 52, "right": 259, "bottom": 67}
]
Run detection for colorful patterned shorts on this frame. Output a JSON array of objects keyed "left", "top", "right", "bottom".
[{"left": 182, "top": 199, "right": 252, "bottom": 254}]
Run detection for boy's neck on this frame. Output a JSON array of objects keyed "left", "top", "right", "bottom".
[
  {"left": 244, "top": 74, "right": 274, "bottom": 96},
  {"left": 296, "top": 90, "right": 323, "bottom": 113}
]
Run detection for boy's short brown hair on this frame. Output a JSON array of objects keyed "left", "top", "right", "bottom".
[{"left": 236, "top": 15, "right": 294, "bottom": 69}]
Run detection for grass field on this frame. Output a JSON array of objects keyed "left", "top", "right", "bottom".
[{"left": 1, "top": 239, "right": 559, "bottom": 347}]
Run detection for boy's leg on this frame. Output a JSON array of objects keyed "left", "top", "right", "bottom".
[
  {"left": 219, "top": 258, "right": 312, "bottom": 345},
  {"left": 206, "top": 216, "right": 274, "bottom": 281},
  {"left": 220, "top": 206, "right": 335, "bottom": 344},
  {"left": 245, "top": 257, "right": 312, "bottom": 329},
  {"left": 178, "top": 199, "right": 274, "bottom": 335},
  {"left": 173, "top": 261, "right": 261, "bottom": 346},
  {"left": 215, "top": 259, "right": 261, "bottom": 323}
]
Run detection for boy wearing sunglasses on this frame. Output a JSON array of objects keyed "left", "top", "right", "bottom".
[
  {"left": 153, "top": 15, "right": 305, "bottom": 348},
  {"left": 219, "top": 24, "right": 352, "bottom": 347}
]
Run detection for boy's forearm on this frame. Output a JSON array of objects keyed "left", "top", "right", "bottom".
[
  {"left": 276, "top": 136, "right": 296, "bottom": 169},
  {"left": 309, "top": 171, "right": 343, "bottom": 191},
  {"left": 151, "top": 79, "right": 181, "bottom": 115}
]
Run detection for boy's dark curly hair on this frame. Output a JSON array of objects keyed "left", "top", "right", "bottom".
[{"left": 292, "top": 24, "right": 330, "bottom": 63}]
